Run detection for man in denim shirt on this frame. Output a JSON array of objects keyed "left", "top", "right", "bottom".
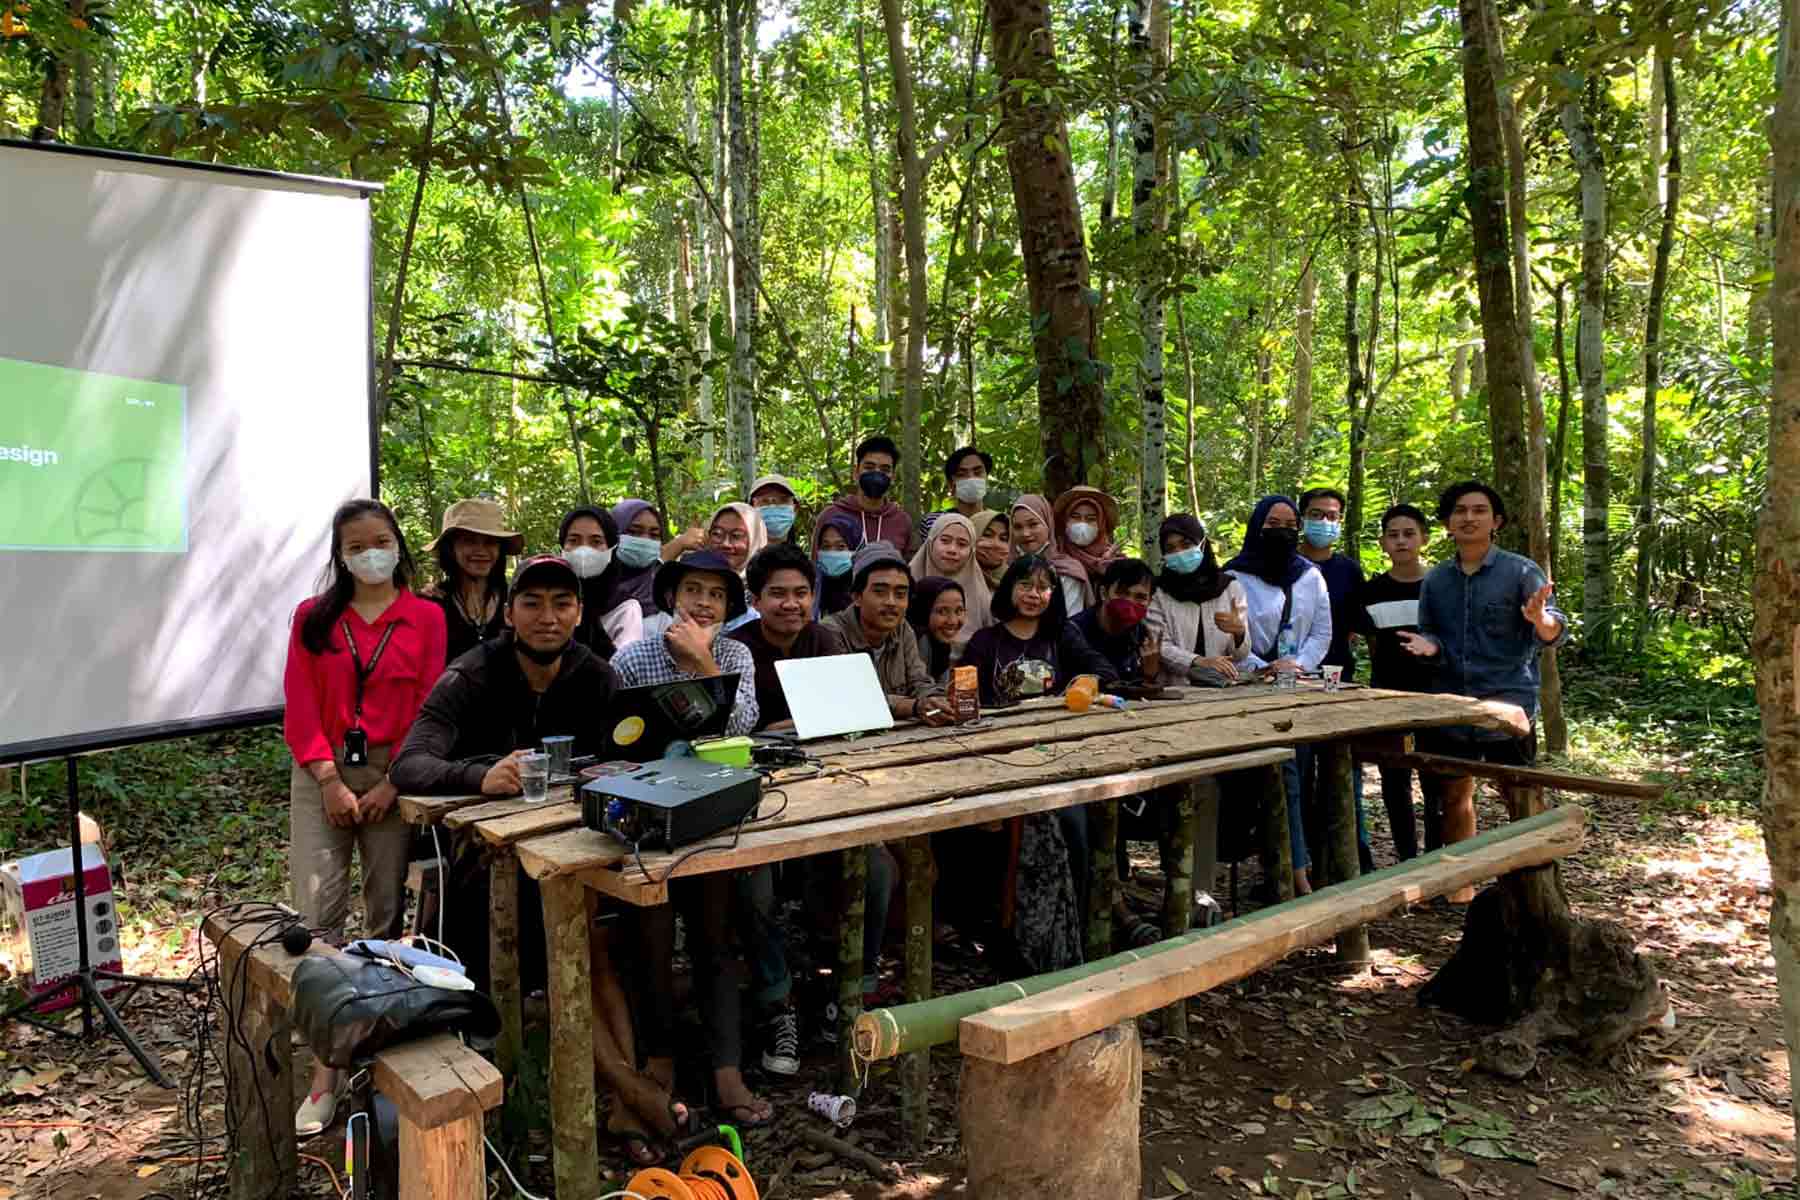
[{"left": 1399, "top": 481, "right": 1567, "bottom": 897}]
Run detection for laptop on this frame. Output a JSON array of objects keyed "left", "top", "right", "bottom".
[
  {"left": 600, "top": 674, "right": 742, "bottom": 762},
  {"left": 774, "top": 653, "right": 896, "bottom": 741}
]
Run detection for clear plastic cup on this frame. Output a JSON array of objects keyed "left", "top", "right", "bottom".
[
  {"left": 1275, "top": 665, "right": 1298, "bottom": 690},
  {"left": 519, "top": 752, "right": 550, "bottom": 803},
  {"left": 541, "top": 735, "right": 574, "bottom": 778}
]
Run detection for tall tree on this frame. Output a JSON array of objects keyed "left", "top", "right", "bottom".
[
  {"left": 988, "top": 0, "right": 1105, "bottom": 494},
  {"left": 879, "top": 0, "right": 928, "bottom": 517},
  {"left": 854, "top": 16, "right": 896, "bottom": 418},
  {"left": 1636, "top": 46, "right": 1682, "bottom": 649},
  {"left": 725, "top": 0, "right": 758, "bottom": 491},
  {"left": 1756, "top": 0, "right": 1800, "bottom": 1146},
  {"left": 1562, "top": 72, "right": 1612, "bottom": 653},
  {"left": 1290, "top": 258, "right": 1317, "bottom": 473},
  {"left": 1130, "top": 0, "right": 1169, "bottom": 561},
  {"left": 1457, "top": 0, "right": 1531, "bottom": 545}
]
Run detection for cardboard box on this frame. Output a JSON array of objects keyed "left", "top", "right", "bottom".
[{"left": 1, "top": 843, "right": 123, "bottom": 1011}]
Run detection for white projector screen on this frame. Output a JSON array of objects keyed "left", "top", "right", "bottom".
[{"left": 0, "top": 142, "right": 378, "bottom": 761}]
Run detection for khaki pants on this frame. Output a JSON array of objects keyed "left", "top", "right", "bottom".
[{"left": 289, "top": 745, "right": 409, "bottom": 942}]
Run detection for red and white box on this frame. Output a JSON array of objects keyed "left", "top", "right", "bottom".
[{"left": 0, "top": 844, "right": 123, "bottom": 1011}]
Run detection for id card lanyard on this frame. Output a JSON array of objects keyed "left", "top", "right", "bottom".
[{"left": 342, "top": 619, "right": 398, "bottom": 737}]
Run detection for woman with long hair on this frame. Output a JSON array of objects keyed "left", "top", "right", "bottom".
[
  {"left": 1007, "top": 495, "right": 1093, "bottom": 615},
  {"left": 558, "top": 505, "right": 640, "bottom": 653},
  {"left": 283, "top": 499, "right": 445, "bottom": 1136},
  {"left": 907, "top": 576, "right": 966, "bottom": 686},
  {"left": 906, "top": 511, "right": 991, "bottom": 645},
  {"left": 421, "top": 498, "right": 520, "bottom": 664}
]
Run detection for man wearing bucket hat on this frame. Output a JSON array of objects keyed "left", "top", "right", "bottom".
[
  {"left": 611, "top": 550, "right": 761, "bottom": 736},
  {"left": 421, "top": 497, "right": 526, "bottom": 665}
]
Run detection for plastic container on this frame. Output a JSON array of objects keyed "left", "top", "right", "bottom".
[{"left": 694, "top": 736, "right": 755, "bottom": 768}]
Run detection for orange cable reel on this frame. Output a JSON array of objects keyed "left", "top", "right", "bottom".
[{"left": 626, "top": 1144, "right": 759, "bottom": 1200}]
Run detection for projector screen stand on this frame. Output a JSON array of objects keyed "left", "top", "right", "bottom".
[{"left": 0, "top": 756, "right": 198, "bottom": 1088}]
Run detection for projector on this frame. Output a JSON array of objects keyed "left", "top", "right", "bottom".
[{"left": 581, "top": 758, "right": 764, "bottom": 850}]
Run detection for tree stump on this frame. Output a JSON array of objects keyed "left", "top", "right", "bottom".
[
  {"left": 959, "top": 1022, "right": 1140, "bottom": 1200},
  {"left": 1420, "top": 785, "right": 1665, "bottom": 1077}
]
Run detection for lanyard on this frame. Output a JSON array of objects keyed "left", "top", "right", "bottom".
[{"left": 342, "top": 619, "right": 399, "bottom": 725}]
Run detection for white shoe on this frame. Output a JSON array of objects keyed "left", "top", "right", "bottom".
[
  {"left": 759, "top": 1007, "right": 801, "bottom": 1077},
  {"left": 295, "top": 1089, "right": 337, "bottom": 1138}
]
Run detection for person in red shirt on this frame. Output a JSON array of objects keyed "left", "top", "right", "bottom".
[{"left": 282, "top": 498, "right": 445, "bottom": 1136}]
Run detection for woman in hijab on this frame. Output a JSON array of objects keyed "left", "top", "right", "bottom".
[
  {"left": 557, "top": 505, "right": 637, "bottom": 654},
  {"left": 1052, "top": 486, "right": 1121, "bottom": 594},
  {"left": 971, "top": 508, "right": 1010, "bottom": 590},
  {"left": 810, "top": 511, "right": 864, "bottom": 618},
  {"left": 610, "top": 499, "right": 669, "bottom": 613},
  {"left": 1220, "top": 494, "right": 1330, "bottom": 896},
  {"left": 700, "top": 501, "right": 766, "bottom": 633},
  {"left": 906, "top": 512, "right": 992, "bottom": 645},
  {"left": 907, "top": 577, "right": 966, "bottom": 686},
  {"left": 1146, "top": 515, "right": 1250, "bottom": 685},
  {"left": 1007, "top": 494, "right": 1093, "bottom": 615}
]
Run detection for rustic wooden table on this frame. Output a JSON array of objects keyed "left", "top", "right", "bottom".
[{"left": 472, "top": 682, "right": 1524, "bottom": 1199}]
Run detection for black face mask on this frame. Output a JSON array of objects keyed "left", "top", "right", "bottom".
[
  {"left": 858, "top": 470, "right": 892, "bottom": 500},
  {"left": 1261, "top": 527, "right": 1300, "bottom": 560},
  {"left": 514, "top": 636, "right": 569, "bottom": 666}
]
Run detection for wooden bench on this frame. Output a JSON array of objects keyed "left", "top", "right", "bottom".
[
  {"left": 939, "top": 805, "right": 1586, "bottom": 1198},
  {"left": 202, "top": 915, "right": 504, "bottom": 1200}
]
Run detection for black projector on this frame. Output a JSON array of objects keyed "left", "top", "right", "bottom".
[{"left": 581, "top": 757, "right": 764, "bottom": 850}]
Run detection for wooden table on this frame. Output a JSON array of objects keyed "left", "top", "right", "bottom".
[{"left": 496, "top": 682, "right": 1524, "bottom": 1199}]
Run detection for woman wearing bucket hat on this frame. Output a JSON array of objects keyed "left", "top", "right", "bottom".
[{"left": 422, "top": 498, "right": 525, "bottom": 665}]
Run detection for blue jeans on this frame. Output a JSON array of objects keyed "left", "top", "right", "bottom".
[
  {"left": 737, "top": 866, "right": 791, "bottom": 1011},
  {"left": 1284, "top": 752, "right": 1311, "bottom": 873}
]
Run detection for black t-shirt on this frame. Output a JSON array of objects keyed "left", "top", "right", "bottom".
[
  {"left": 1355, "top": 571, "right": 1434, "bottom": 693},
  {"left": 1070, "top": 607, "right": 1149, "bottom": 683},
  {"left": 1309, "top": 552, "right": 1366, "bottom": 677},
  {"left": 728, "top": 619, "right": 831, "bottom": 730}
]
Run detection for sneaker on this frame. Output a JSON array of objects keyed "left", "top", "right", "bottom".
[
  {"left": 295, "top": 1089, "right": 336, "bottom": 1138},
  {"left": 759, "top": 1006, "right": 800, "bottom": 1076}
]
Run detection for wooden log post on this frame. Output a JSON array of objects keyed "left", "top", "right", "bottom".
[
  {"left": 1328, "top": 741, "right": 1371, "bottom": 968},
  {"left": 541, "top": 877, "right": 600, "bottom": 1200},
  {"left": 489, "top": 856, "right": 523, "bottom": 1078},
  {"left": 1086, "top": 799, "right": 1120, "bottom": 962},
  {"left": 837, "top": 847, "right": 867, "bottom": 1095},
  {"left": 222, "top": 980, "right": 296, "bottom": 1200},
  {"left": 1159, "top": 784, "right": 1196, "bottom": 1038},
  {"left": 902, "top": 835, "right": 933, "bottom": 1148},
  {"left": 1261, "top": 762, "right": 1295, "bottom": 902},
  {"left": 959, "top": 1021, "right": 1141, "bottom": 1199},
  {"left": 398, "top": 1109, "right": 483, "bottom": 1200}
]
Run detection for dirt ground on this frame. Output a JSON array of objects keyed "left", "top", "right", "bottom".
[{"left": 1, "top": 778, "right": 1791, "bottom": 1200}]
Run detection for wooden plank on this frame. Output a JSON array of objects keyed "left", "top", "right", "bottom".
[
  {"left": 1262, "top": 762, "right": 1294, "bottom": 902},
  {"left": 1160, "top": 784, "right": 1196, "bottom": 1037},
  {"left": 370, "top": 1037, "right": 504, "bottom": 1129},
  {"left": 204, "top": 914, "right": 333, "bottom": 1009},
  {"left": 224, "top": 987, "right": 296, "bottom": 1200},
  {"left": 489, "top": 855, "right": 523, "bottom": 1078},
  {"left": 541, "top": 876, "right": 600, "bottom": 1200},
  {"left": 1325, "top": 741, "right": 1370, "bottom": 967},
  {"left": 516, "top": 693, "right": 1498, "bottom": 882},
  {"left": 902, "top": 835, "right": 932, "bottom": 1147},
  {"left": 468, "top": 800, "right": 583, "bottom": 847},
  {"left": 399, "top": 792, "right": 486, "bottom": 825},
  {"left": 547, "top": 749, "right": 1295, "bottom": 904},
  {"left": 959, "top": 805, "right": 1588, "bottom": 1065},
  {"left": 397, "top": 1110, "right": 483, "bottom": 1200},
  {"left": 1357, "top": 752, "right": 1667, "bottom": 800},
  {"left": 837, "top": 847, "right": 867, "bottom": 1095}
]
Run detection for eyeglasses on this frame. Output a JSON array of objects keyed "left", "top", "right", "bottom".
[{"left": 711, "top": 531, "right": 751, "bottom": 546}]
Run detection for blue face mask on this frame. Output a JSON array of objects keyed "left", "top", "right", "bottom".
[
  {"left": 759, "top": 505, "right": 795, "bottom": 538},
  {"left": 1303, "top": 518, "right": 1341, "bottom": 549},
  {"left": 818, "top": 549, "right": 854, "bottom": 578},
  {"left": 616, "top": 534, "right": 662, "bottom": 569},
  {"left": 1163, "top": 546, "right": 1206, "bottom": 575}
]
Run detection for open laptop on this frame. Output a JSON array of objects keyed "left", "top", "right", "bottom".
[
  {"left": 599, "top": 674, "right": 742, "bottom": 762},
  {"left": 774, "top": 653, "right": 896, "bottom": 741}
]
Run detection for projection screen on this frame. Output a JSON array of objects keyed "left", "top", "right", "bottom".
[{"left": 0, "top": 141, "right": 378, "bottom": 762}]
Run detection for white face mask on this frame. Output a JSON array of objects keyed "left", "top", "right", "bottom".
[
  {"left": 1066, "top": 521, "right": 1099, "bottom": 548},
  {"left": 954, "top": 477, "right": 989, "bottom": 504},
  {"left": 565, "top": 545, "right": 613, "bottom": 579},
  {"left": 344, "top": 547, "right": 399, "bottom": 585}
]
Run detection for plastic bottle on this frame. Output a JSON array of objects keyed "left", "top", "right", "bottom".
[{"left": 1274, "top": 622, "right": 1299, "bottom": 689}]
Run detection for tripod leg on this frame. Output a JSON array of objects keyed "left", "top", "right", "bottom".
[
  {"left": 94, "top": 968, "right": 201, "bottom": 991},
  {"left": 0, "top": 978, "right": 82, "bottom": 1039},
  {"left": 83, "top": 975, "right": 177, "bottom": 1089}
]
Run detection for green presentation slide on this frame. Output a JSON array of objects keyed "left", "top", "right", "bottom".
[{"left": 0, "top": 355, "right": 187, "bottom": 552}]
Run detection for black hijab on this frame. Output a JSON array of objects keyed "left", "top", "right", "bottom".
[
  {"left": 1156, "top": 514, "right": 1232, "bottom": 604},
  {"left": 559, "top": 506, "right": 623, "bottom": 658},
  {"left": 1222, "top": 495, "right": 1312, "bottom": 588}
]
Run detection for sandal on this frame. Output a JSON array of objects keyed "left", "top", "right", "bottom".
[
  {"left": 294, "top": 1089, "right": 336, "bottom": 1138},
  {"left": 715, "top": 1098, "right": 774, "bottom": 1130},
  {"left": 608, "top": 1119, "right": 661, "bottom": 1167}
]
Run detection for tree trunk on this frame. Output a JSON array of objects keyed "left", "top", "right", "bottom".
[
  {"left": 377, "top": 67, "right": 442, "bottom": 428},
  {"left": 1458, "top": 0, "right": 1529, "bottom": 551},
  {"left": 880, "top": 0, "right": 928, "bottom": 518},
  {"left": 689, "top": 52, "right": 717, "bottom": 484},
  {"left": 1343, "top": 189, "right": 1364, "bottom": 513},
  {"left": 1562, "top": 74, "right": 1612, "bottom": 655},
  {"left": 1130, "top": 0, "right": 1169, "bottom": 563},
  {"left": 988, "top": 0, "right": 1105, "bottom": 494},
  {"left": 1549, "top": 282, "right": 1572, "bottom": 584},
  {"left": 1635, "top": 48, "right": 1681, "bottom": 651},
  {"left": 1290, "top": 259, "right": 1317, "bottom": 470},
  {"left": 726, "top": 0, "right": 759, "bottom": 492},
  {"left": 1755, "top": 0, "right": 1800, "bottom": 1147}
]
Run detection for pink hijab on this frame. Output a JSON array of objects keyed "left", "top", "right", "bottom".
[
  {"left": 1009, "top": 494, "right": 1090, "bottom": 593},
  {"left": 907, "top": 512, "right": 992, "bottom": 643}
]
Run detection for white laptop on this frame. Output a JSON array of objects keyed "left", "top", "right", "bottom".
[{"left": 774, "top": 653, "right": 897, "bottom": 740}]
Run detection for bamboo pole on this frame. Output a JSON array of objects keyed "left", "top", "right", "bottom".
[
  {"left": 1329, "top": 742, "right": 1371, "bottom": 967},
  {"left": 1262, "top": 762, "right": 1295, "bottom": 901},
  {"left": 902, "top": 836, "right": 933, "bottom": 1147},
  {"left": 1087, "top": 800, "right": 1120, "bottom": 962},
  {"left": 852, "top": 805, "right": 1584, "bottom": 1062},
  {"left": 488, "top": 856, "right": 522, "bottom": 1078},
  {"left": 837, "top": 848, "right": 867, "bottom": 1094},
  {"left": 1159, "top": 785, "right": 1196, "bottom": 1037},
  {"left": 541, "top": 878, "right": 599, "bottom": 1200}
]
